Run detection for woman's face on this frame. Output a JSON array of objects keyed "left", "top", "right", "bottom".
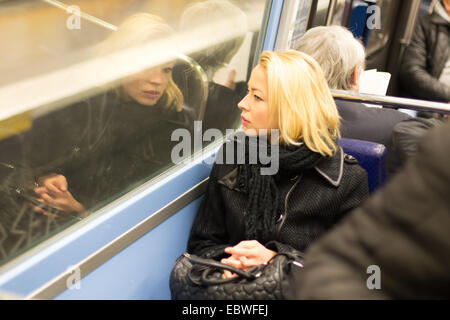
[
  {"left": 238, "top": 64, "right": 278, "bottom": 135},
  {"left": 123, "top": 61, "right": 174, "bottom": 106}
]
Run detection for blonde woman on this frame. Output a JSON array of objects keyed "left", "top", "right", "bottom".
[
  {"left": 99, "top": 13, "right": 183, "bottom": 111},
  {"left": 30, "top": 14, "right": 192, "bottom": 215},
  {"left": 185, "top": 50, "right": 369, "bottom": 279}
]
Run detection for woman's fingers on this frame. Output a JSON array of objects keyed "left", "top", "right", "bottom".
[
  {"left": 221, "top": 256, "right": 243, "bottom": 269},
  {"left": 34, "top": 185, "right": 60, "bottom": 199},
  {"left": 34, "top": 186, "right": 48, "bottom": 195},
  {"left": 43, "top": 179, "right": 63, "bottom": 194},
  {"left": 41, "top": 193, "right": 56, "bottom": 205},
  {"left": 51, "top": 175, "right": 68, "bottom": 192},
  {"left": 225, "top": 246, "right": 252, "bottom": 257},
  {"left": 37, "top": 174, "right": 68, "bottom": 194},
  {"left": 222, "top": 270, "right": 236, "bottom": 279},
  {"left": 224, "top": 240, "right": 277, "bottom": 267},
  {"left": 225, "top": 69, "right": 237, "bottom": 90}
]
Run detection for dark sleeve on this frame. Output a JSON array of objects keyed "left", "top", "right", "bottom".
[
  {"left": 335, "top": 163, "right": 369, "bottom": 223},
  {"left": 399, "top": 17, "right": 450, "bottom": 102},
  {"left": 265, "top": 241, "right": 305, "bottom": 258},
  {"left": 392, "top": 118, "right": 442, "bottom": 163},
  {"left": 187, "top": 163, "right": 232, "bottom": 260},
  {"left": 298, "top": 123, "right": 450, "bottom": 299}
]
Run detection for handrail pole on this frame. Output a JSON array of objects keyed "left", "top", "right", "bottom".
[{"left": 332, "top": 90, "right": 450, "bottom": 114}]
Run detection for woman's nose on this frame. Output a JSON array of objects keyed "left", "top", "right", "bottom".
[
  {"left": 237, "top": 95, "right": 250, "bottom": 111},
  {"left": 145, "top": 69, "right": 164, "bottom": 85}
]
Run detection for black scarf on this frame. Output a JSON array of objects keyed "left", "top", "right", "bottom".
[{"left": 234, "top": 134, "right": 324, "bottom": 243}]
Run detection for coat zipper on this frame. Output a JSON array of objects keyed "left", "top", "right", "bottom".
[{"left": 277, "top": 173, "right": 303, "bottom": 235}]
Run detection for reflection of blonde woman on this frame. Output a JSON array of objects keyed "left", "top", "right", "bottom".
[
  {"left": 32, "top": 14, "right": 192, "bottom": 216},
  {"left": 184, "top": 51, "right": 369, "bottom": 282},
  {"left": 100, "top": 13, "right": 183, "bottom": 111}
]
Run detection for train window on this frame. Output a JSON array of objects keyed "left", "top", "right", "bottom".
[
  {"left": 0, "top": 0, "right": 266, "bottom": 268},
  {"left": 364, "top": 0, "right": 396, "bottom": 56},
  {"left": 309, "top": 0, "right": 347, "bottom": 28}
]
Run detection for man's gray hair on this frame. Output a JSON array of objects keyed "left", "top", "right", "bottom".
[{"left": 294, "top": 26, "right": 366, "bottom": 91}]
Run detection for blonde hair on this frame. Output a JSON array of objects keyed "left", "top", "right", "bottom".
[
  {"left": 259, "top": 50, "right": 340, "bottom": 156},
  {"left": 99, "top": 13, "right": 183, "bottom": 111}
]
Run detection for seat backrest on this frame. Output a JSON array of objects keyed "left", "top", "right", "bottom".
[{"left": 338, "top": 138, "right": 386, "bottom": 193}]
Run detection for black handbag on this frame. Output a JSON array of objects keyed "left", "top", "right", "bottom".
[{"left": 169, "top": 251, "right": 303, "bottom": 300}]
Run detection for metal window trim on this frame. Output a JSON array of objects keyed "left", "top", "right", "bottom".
[
  {"left": 261, "top": 0, "right": 285, "bottom": 52},
  {"left": 325, "top": 0, "right": 337, "bottom": 26}
]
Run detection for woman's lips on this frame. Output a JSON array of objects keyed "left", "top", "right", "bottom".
[
  {"left": 241, "top": 115, "right": 250, "bottom": 126},
  {"left": 143, "top": 90, "right": 160, "bottom": 99}
]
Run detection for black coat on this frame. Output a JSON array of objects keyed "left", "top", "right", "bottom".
[
  {"left": 187, "top": 140, "right": 369, "bottom": 260},
  {"left": 298, "top": 122, "right": 450, "bottom": 299},
  {"left": 336, "top": 100, "right": 411, "bottom": 178},
  {"left": 399, "top": 11, "right": 450, "bottom": 102}
]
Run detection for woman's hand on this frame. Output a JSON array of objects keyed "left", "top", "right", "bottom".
[
  {"left": 224, "top": 69, "right": 237, "bottom": 91},
  {"left": 33, "top": 174, "right": 85, "bottom": 215},
  {"left": 221, "top": 240, "right": 276, "bottom": 279}
]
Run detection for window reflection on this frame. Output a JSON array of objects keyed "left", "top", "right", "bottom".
[
  {"left": 179, "top": 0, "right": 249, "bottom": 134},
  {"left": 0, "top": 0, "right": 266, "bottom": 267}
]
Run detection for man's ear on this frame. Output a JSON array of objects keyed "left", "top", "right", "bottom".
[
  {"left": 351, "top": 66, "right": 360, "bottom": 92},
  {"left": 443, "top": 0, "right": 450, "bottom": 13}
]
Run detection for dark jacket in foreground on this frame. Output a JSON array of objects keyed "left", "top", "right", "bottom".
[
  {"left": 399, "top": 11, "right": 450, "bottom": 102},
  {"left": 336, "top": 100, "right": 411, "bottom": 178},
  {"left": 298, "top": 122, "right": 450, "bottom": 299},
  {"left": 187, "top": 140, "right": 369, "bottom": 260},
  {"left": 393, "top": 117, "right": 446, "bottom": 164}
]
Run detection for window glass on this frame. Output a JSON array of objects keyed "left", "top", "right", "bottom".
[
  {"left": 0, "top": 0, "right": 266, "bottom": 267},
  {"left": 309, "top": 0, "right": 347, "bottom": 28},
  {"left": 364, "top": 0, "right": 395, "bottom": 56},
  {"left": 306, "top": 0, "right": 395, "bottom": 58}
]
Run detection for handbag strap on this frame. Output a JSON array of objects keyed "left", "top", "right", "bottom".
[
  {"left": 185, "top": 253, "right": 254, "bottom": 279},
  {"left": 268, "top": 251, "right": 304, "bottom": 266},
  {"left": 199, "top": 267, "right": 258, "bottom": 286}
]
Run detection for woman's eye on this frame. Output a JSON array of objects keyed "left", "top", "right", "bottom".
[
  {"left": 163, "top": 67, "right": 173, "bottom": 74},
  {"left": 254, "top": 94, "right": 263, "bottom": 101}
]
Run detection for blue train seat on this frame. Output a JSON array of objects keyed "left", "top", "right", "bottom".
[{"left": 338, "top": 138, "right": 386, "bottom": 193}]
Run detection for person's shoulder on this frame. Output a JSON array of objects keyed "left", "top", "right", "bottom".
[
  {"left": 337, "top": 100, "right": 411, "bottom": 122},
  {"left": 335, "top": 100, "right": 364, "bottom": 112},
  {"left": 373, "top": 107, "right": 412, "bottom": 121}
]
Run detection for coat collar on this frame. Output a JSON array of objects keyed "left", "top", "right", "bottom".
[
  {"left": 313, "top": 147, "right": 344, "bottom": 187},
  {"left": 218, "top": 147, "right": 345, "bottom": 190}
]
